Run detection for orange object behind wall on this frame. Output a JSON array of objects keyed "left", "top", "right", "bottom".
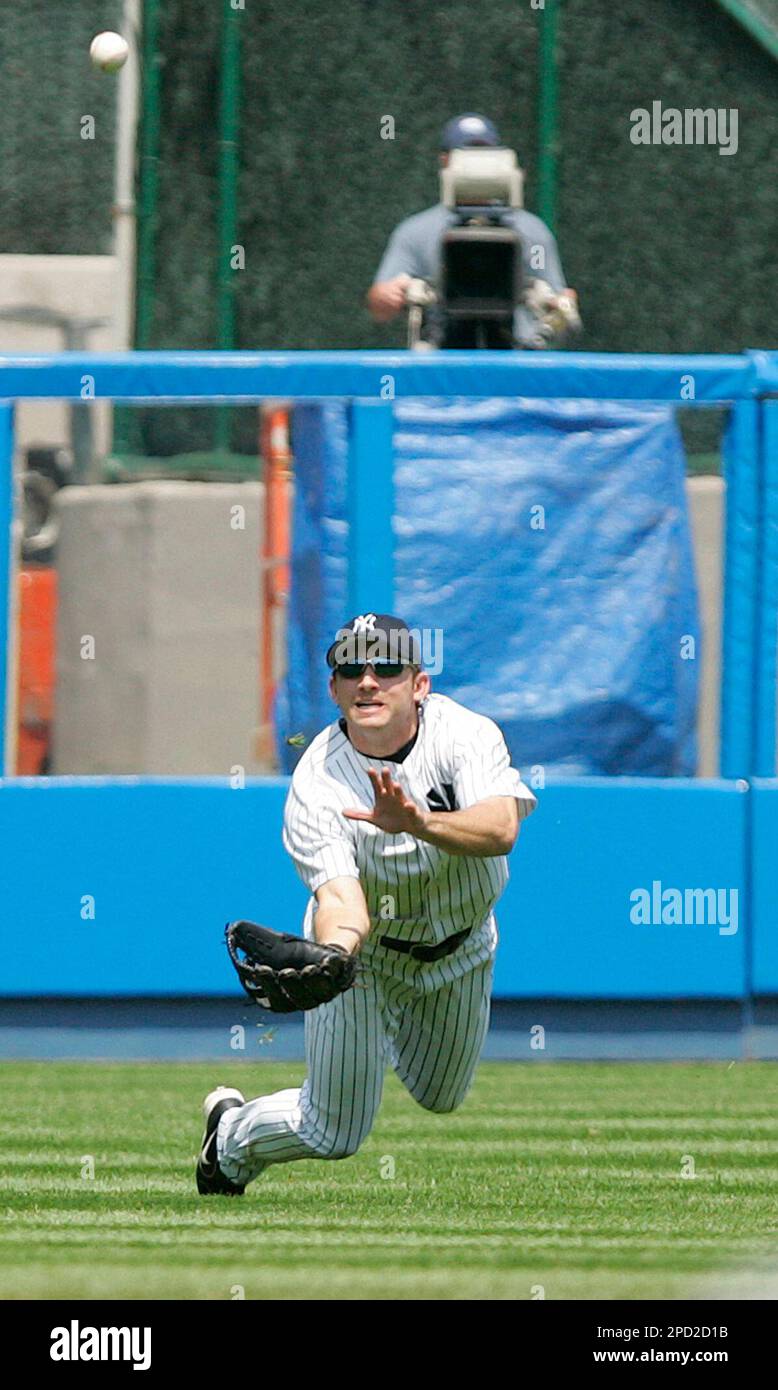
[
  {"left": 260, "top": 407, "right": 292, "bottom": 744},
  {"left": 16, "top": 567, "right": 56, "bottom": 774}
]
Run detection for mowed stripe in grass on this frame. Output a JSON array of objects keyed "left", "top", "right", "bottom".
[{"left": 1, "top": 1060, "right": 777, "bottom": 1300}]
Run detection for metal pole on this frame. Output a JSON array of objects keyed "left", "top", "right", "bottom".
[
  {"left": 721, "top": 400, "right": 760, "bottom": 778},
  {"left": 347, "top": 402, "right": 395, "bottom": 616},
  {"left": 113, "top": 0, "right": 141, "bottom": 352},
  {"left": 111, "top": 0, "right": 142, "bottom": 458},
  {"left": 135, "top": 0, "right": 161, "bottom": 352},
  {"left": 215, "top": 0, "right": 242, "bottom": 456},
  {"left": 537, "top": 0, "right": 560, "bottom": 234},
  {"left": 753, "top": 400, "right": 778, "bottom": 776},
  {"left": 713, "top": 0, "right": 778, "bottom": 65},
  {"left": 64, "top": 321, "right": 96, "bottom": 483},
  {"left": 0, "top": 406, "right": 17, "bottom": 775}
]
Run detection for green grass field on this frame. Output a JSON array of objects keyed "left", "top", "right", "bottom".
[{"left": 2, "top": 1060, "right": 778, "bottom": 1301}]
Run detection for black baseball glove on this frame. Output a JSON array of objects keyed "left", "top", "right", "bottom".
[{"left": 225, "top": 920, "right": 358, "bottom": 1013}]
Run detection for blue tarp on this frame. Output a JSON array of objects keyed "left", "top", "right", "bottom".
[{"left": 277, "top": 398, "right": 699, "bottom": 777}]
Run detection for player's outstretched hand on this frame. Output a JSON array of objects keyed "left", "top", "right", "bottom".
[{"left": 343, "top": 767, "right": 427, "bottom": 836}]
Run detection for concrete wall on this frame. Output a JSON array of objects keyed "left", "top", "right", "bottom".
[{"left": 53, "top": 482, "right": 264, "bottom": 775}]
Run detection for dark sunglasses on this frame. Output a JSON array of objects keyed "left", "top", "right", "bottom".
[{"left": 333, "top": 660, "right": 411, "bottom": 680}]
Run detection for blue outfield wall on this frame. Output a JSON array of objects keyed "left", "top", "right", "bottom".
[
  {"left": 0, "top": 776, "right": 757, "bottom": 1000},
  {"left": 493, "top": 778, "right": 747, "bottom": 998},
  {"left": 0, "top": 780, "right": 308, "bottom": 998}
]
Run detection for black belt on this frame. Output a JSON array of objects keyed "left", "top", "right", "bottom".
[{"left": 377, "top": 927, "right": 472, "bottom": 963}]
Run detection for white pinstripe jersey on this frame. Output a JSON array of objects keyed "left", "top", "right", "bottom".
[{"left": 282, "top": 693, "right": 537, "bottom": 946}]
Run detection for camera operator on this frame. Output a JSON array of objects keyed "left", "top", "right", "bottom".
[{"left": 367, "top": 113, "right": 580, "bottom": 350}]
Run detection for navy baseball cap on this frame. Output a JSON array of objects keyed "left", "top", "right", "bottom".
[
  {"left": 440, "top": 113, "right": 501, "bottom": 151},
  {"left": 326, "top": 613, "right": 421, "bottom": 668}
]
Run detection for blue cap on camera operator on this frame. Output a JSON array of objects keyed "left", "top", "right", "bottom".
[{"left": 440, "top": 113, "right": 501, "bottom": 151}]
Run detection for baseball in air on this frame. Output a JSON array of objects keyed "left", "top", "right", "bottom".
[{"left": 89, "top": 32, "right": 129, "bottom": 73}]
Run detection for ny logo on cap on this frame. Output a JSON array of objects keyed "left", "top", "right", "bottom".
[{"left": 351, "top": 613, "right": 377, "bottom": 635}]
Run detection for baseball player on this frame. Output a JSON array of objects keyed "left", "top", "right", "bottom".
[{"left": 196, "top": 613, "right": 537, "bottom": 1196}]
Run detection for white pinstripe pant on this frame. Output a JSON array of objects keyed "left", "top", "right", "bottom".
[{"left": 218, "top": 944, "right": 493, "bottom": 1187}]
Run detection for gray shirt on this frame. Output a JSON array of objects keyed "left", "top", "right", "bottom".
[{"left": 373, "top": 203, "right": 568, "bottom": 347}]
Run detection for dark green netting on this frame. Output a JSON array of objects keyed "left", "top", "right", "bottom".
[
  {"left": 0, "top": 0, "right": 121, "bottom": 255},
  {"left": 1, "top": 0, "right": 775, "bottom": 461}
]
